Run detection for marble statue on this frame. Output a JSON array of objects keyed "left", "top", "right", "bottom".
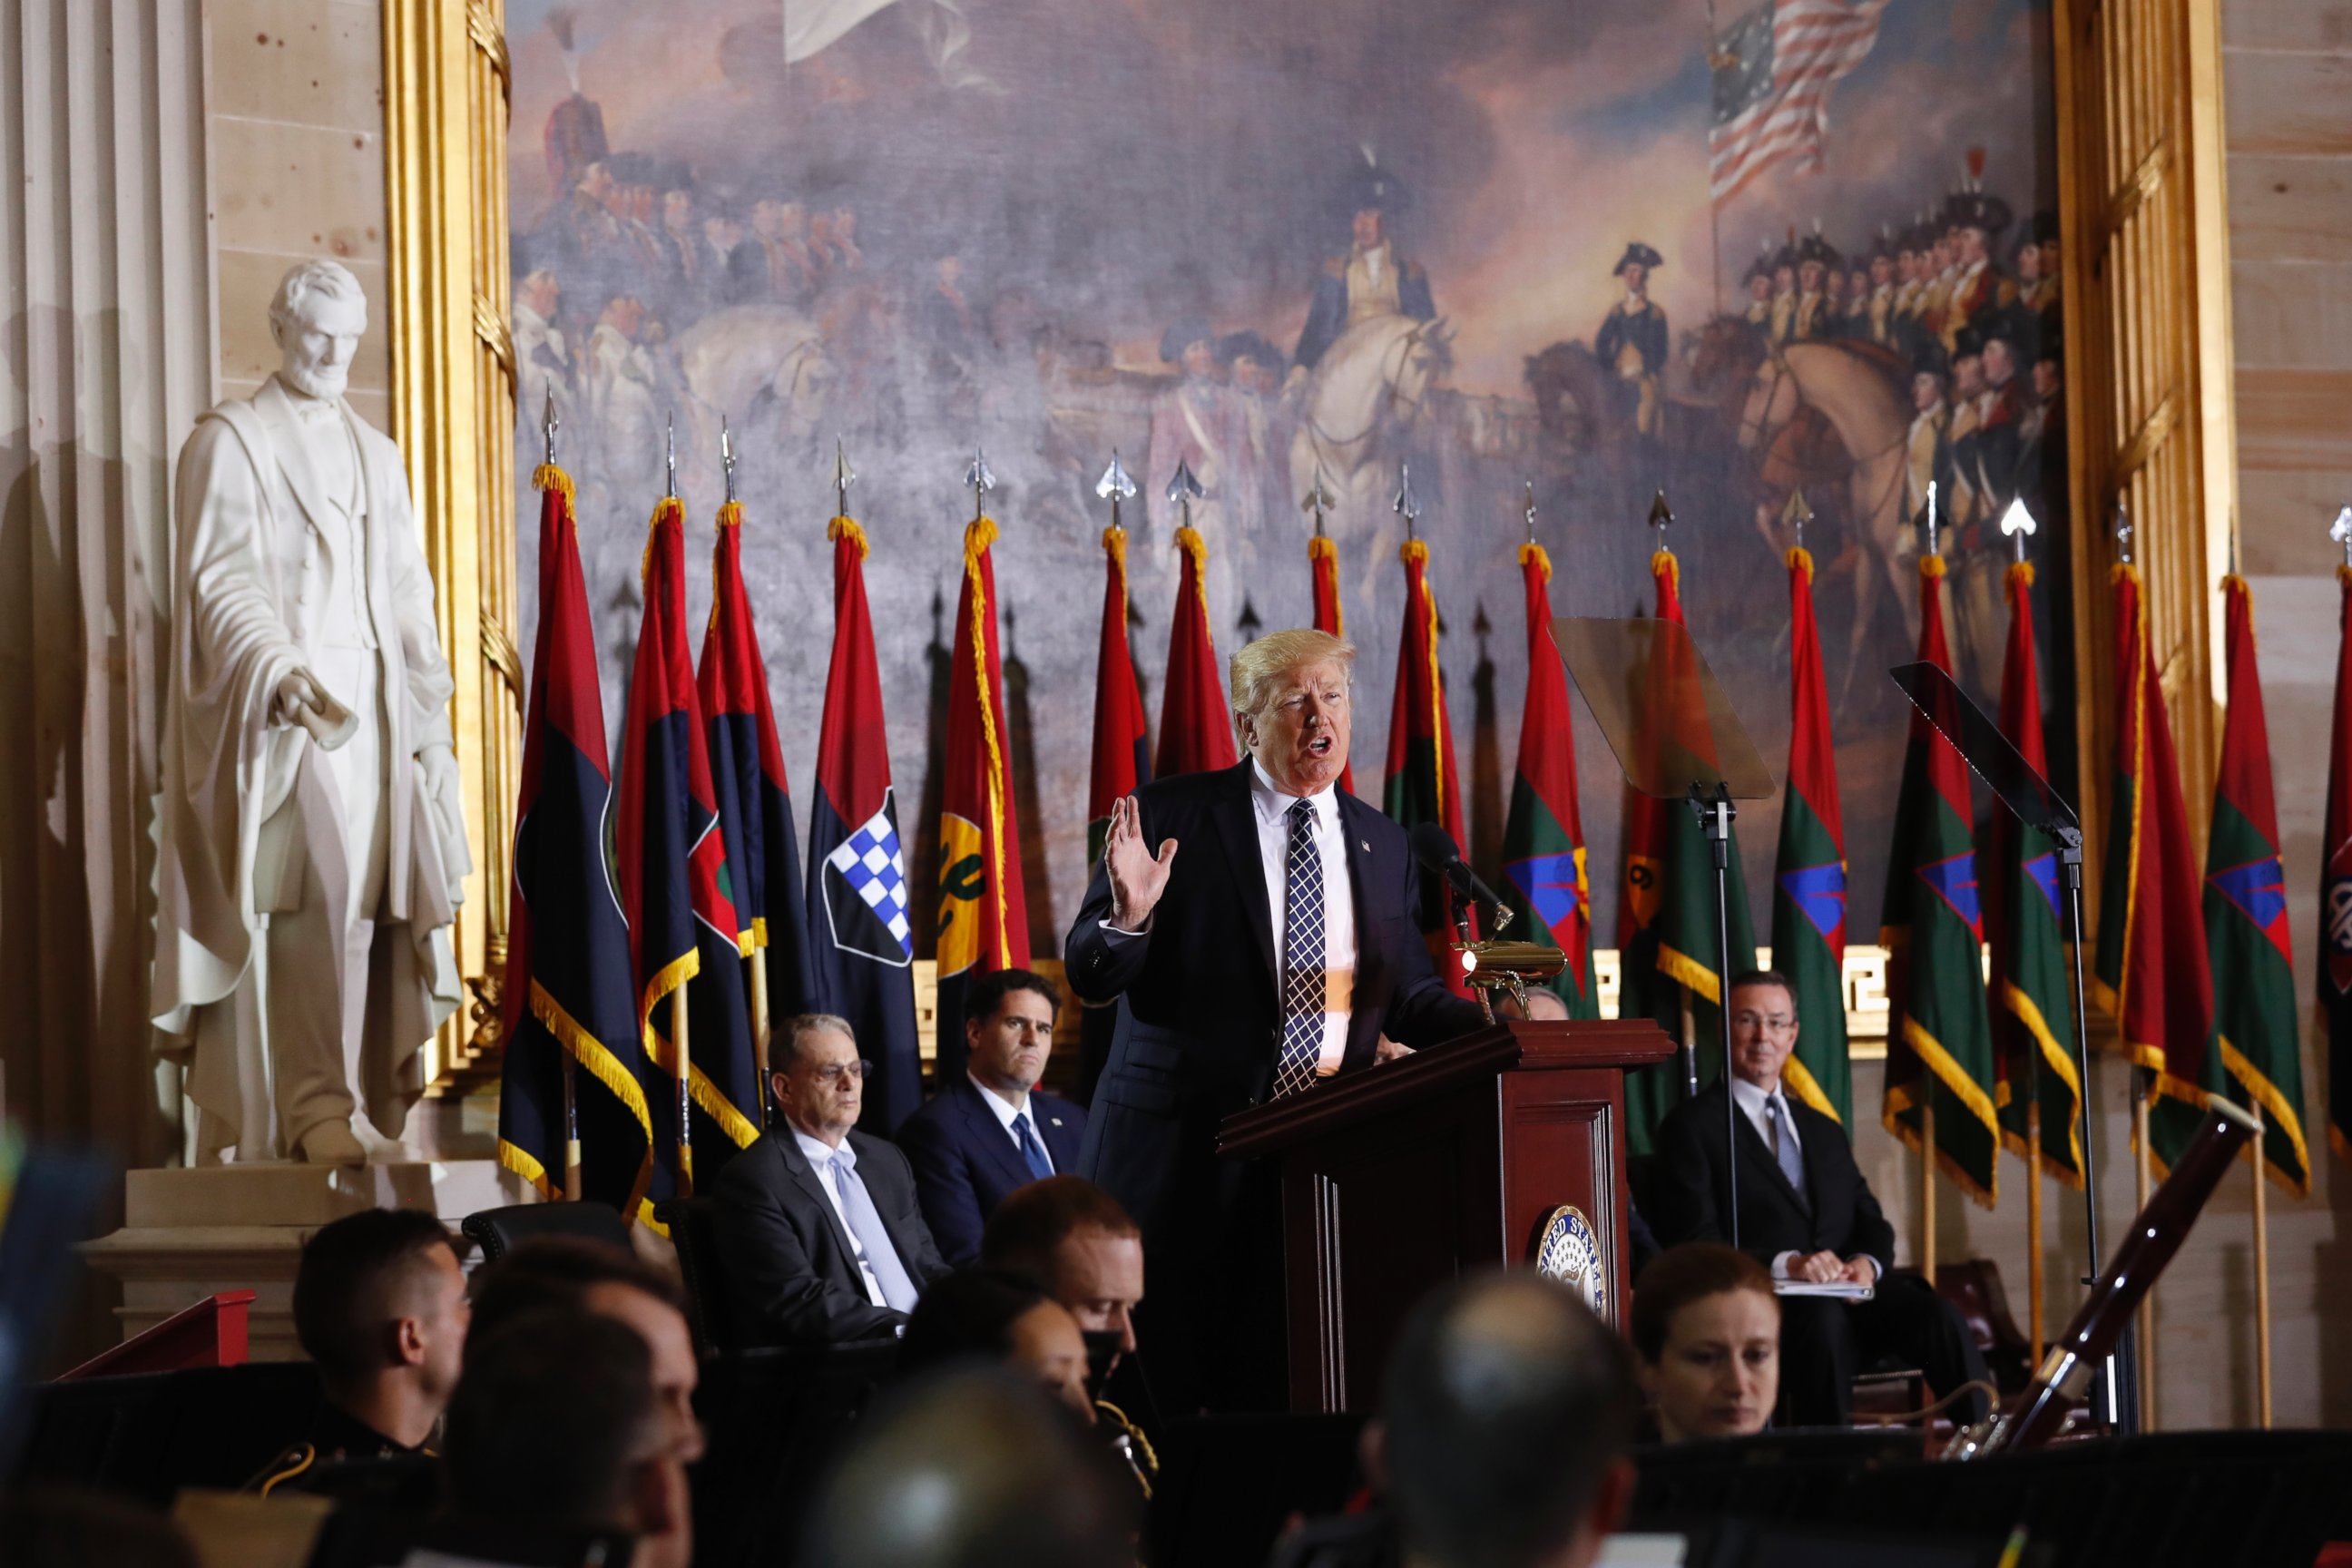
[{"left": 152, "top": 259, "right": 469, "bottom": 1164}]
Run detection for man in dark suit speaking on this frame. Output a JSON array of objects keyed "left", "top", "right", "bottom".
[
  {"left": 898, "top": 967, "right": 1087, "bottom": 1267},
  {"left": 1651, "top": 970, "right": 1989, "bottom": 1427},
  {"left": 1066, "top": 628, "right": 1485, "bottom": 1409}
]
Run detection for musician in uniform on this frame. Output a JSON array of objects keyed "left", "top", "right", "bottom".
[
  {"left": 1594, "top": 242, "right": 1668, "bottom": 443},
  {"left": 1288, "top": 160, "right": 1436, "bottom": 382}
]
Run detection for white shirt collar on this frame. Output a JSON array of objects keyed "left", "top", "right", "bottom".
[
  {"left": 791, "top": 1126, "right": 851, "bottom": 1171},
  {"left": 1729, "top": 1073, "right": 1789, "bottom": 1122},
  {"left": 967, "top": 1073, "right": 1031, "bottom": 1129},
  {"left": 1250, "top": 760, "right": 1339, "bottom": 831}
]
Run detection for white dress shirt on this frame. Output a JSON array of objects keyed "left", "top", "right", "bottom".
[
  {"left": 969, "top": 1073, "right": 1053, "bottom": 1173},
  {"left": 791, "top": 1128, "right": 889, "bottom": 1307},
  {"left": 1248, "top": 762, "right": 1357, "bottom": 1075},
  {"left": 1730, "top": 1074, "right": 1879, "bottom": 1284}
]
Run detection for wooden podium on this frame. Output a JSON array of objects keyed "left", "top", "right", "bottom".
[{"left": 1218, "top": 1018, "right": 1675, "bottom": 1413}]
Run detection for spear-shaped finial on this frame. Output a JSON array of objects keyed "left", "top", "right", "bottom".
[
  {"left": 2112, "top": 499, "right": 2134, "bottom": 565},
  {"left": 1165, "top": 457, "right": 1203, "bottom": 532},
  {"left": 2000, "top": 497, "right": 2037, "bottom": 564},
  {"left": 2329, "top": 504, "right": 2352, "bottom": 570},
  {"left": 1095, "top": 450, "right": 1137, "bottom": 531},
  {"left": 1916, "top": 479, "right": 1940, "bottom": 560},
  {"left": 1392, "top": 462, "right": 1421, "bottom": 543},
  {"left": 542, "top": 379, "right": 558, "bottom": 469},
  {"left": 1523, "top": 480, "right": 1539, "bottom": 545},
  {"left": 965, "top": 446, "right": 995, "bottom": 524},
  {"left": 664, "top": 412, "right": 677, "bottom": 500},
  {"left": 1781, "top": 489, "right": 1812, "bottom": 553},
  {"left": 720, "top": 415, "right": 737, "bottom": 505},
  {"left": 1647, "top": 488, "right": 1673, "bottom": 547},
  {"left": 832, "top": 437, "right": 857, "bottom": 517},
  {"left": 1302, "top": 467, "right": 1336, "bottom": 538}
]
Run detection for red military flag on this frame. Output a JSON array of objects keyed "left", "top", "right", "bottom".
[
  {"left": 1770, "top": 543, "right": 1851, "bottom": 1128},
  {"left": 1500, "top": 540, "right": 1597, "bottom": 1015},
  {"left": 1156, "top": 519, "right": 1238, "bottom": 778},
  {"left": 616, "top": 496, "right": 760, "bottom": 1196},
  {"left": 1079, "top": 505, "right": 1152, "bottom": 1102},
  {"left": 2092, "top": 556, "right": 2213, "bottom": 1112},
  {"left": 932, "top": 513, "right": 1032, "bottom": 1084},
  {"left": 1309, "top": 530, "right": 1357, "bottom": 797},
  {"left": 1383, "top": 535, "right": 1471, "bottom": 996}
]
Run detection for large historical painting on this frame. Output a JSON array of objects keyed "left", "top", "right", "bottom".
[{"left": 505, "top": 0, "right": 2066, "bottom": 961}]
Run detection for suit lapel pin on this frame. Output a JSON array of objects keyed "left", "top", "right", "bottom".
[
  {"left": 1359, "top": 838, "right": 1370, "bottom": 853},
  {"left": 1050, "top": 1117, "right": 1063, "bottom": 1127}
]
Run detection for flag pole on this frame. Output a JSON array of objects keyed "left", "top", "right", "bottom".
[
  {"left": 544, "top": 383, "right": 585, "bottom": 1203},
  {"left": 1921, "top": 1102, "right": 1937, "bottom": 1279},
  {"left": 2134, "top": 1066, "right": 2154, "bottom": 1429},
  {"left": 2252, "top": 1099, "right": 2272, "bottom": 1427},
  {"left": 667, "top": 413, "right": 694, "bottom": 1194},
  {"left": 2001, "top": 502, "right": 2044, "bottom": 1363},
  {"left": 723, "top": 416, "right": 772, "bottom": 1126}
]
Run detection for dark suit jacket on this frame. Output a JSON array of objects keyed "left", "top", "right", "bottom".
[
  {"left": 1066, "top": 762, "right": 1484, "bottom": 1255},
  {"left": 1650, "top": 1080, "right": 1896, "bottom": 1277},
  {"left": 897, "top": 1076, "right": 1087, "bottom": 1268},
  {"left": 710, "top": 1128, "right": 951, "bottom": 1347}
]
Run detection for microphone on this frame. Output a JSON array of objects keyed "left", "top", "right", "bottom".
[{"left": 1407, "top": 822, "right": 1514, "bottom": 927}]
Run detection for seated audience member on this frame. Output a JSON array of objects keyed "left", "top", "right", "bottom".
[
  {"left": 1381, "top": 1273, "right": 1640, "bottom": 1568},
  {"left": 802, "top": 1368, "right": 1137, "bottom": 1568},
  {"left": 1651, "top": 970, "right": 1991, "bottom": 1427},
  {"left": 466, "top": 1237, "right": 702, "bottom": 1461},
  {"left": 981, "top": 1176, "right": 1145, "bottom": 1383},
  {"left": 899, "top": 968, "right": 1088, "bottom": 1266},
  {"left": 1630, "top": 1243, "right": 1780, "bottom": 1441},
  {"left": 713, "top": 1013, "right": 950, "bottom": 1345},
  {"left": 252, "top": 1208, "right": 469, "bottom": 1493},
  {"left": 900, "top": 1269, "right": 1095, "bottom": 1422},
  {"left": 443, "top": 1308, "right": 691, "bottom": 1568}
]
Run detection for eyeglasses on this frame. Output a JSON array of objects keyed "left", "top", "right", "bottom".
[{"left": 805, "top": 1060, "right": 873, "bottom": 1085}]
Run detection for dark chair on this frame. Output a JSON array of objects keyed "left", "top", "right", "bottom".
[
  {"left": 655, "top": 1197, "right": 735, "bottom": 1357},
  {"left": 458, "top": 1200, "right": 634, "bottom": 1265},
  {"left": 14, "top": 1361, "right": 326, "bottom": 1504},
  {"left": 1931, "top": 1259, "right": 2034, "bottom": 1395}
]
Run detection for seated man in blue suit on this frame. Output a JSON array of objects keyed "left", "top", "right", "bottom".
[{"left": 899, "top": 968, "right": 1088, "bottom": 1267}]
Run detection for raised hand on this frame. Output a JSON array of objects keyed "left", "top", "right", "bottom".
[{"left": 1103, "top": 794, "right": 1177, "bottom": 930}]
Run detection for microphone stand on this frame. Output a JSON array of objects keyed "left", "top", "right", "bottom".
[
  {"left": 2054, "top": 824, "right": 2136, "bottom": 1434},
  {"left": 1690, "top": 782, "right": 1740, "bottom": 1251}
]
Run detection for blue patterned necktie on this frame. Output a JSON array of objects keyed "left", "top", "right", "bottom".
[
  {"left": 1011, "top": 1111, "right": 1054, "bottom": 1181},
  {"left": 1271, "top": 798, "right": 1326, "bottom": 1099}
]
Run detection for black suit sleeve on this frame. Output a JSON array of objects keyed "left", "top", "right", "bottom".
[
  {"left": 1378, "top": 856, "right": 1488, "bottom": 1048},
  {"left": 1064, "top": 799, "right": 1159, "bottom": 1004},
  {"left": 896, "top": 1112, "right": 985, "bottom": 1270},
  {"left": 711, "top": 1151, "right": 904, "bottom": 1345},
  {"left": 1650, "top": 1104, "right": 1732, "bottom": 1253}
]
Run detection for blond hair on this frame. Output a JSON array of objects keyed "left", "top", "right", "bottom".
[{"left": 1230, "top": 629, "right": 1355, "bottom": 743}]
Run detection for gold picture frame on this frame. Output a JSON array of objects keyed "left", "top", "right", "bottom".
[{"left": 378, "top": 0, "right": 2238, "bottom": 1094}]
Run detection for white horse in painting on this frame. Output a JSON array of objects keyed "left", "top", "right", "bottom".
[
  {"left": 1738, "top": 340, "right": 1914, "bottom": 702},
  {"left": 1289, "top": 312, "right": 1452, "bottom": 594}
]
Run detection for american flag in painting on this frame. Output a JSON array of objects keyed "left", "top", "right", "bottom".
[{"left": 1708, "top": 0, "right": 1892, "bottom": 204}]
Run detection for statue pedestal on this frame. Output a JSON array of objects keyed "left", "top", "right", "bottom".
[{"left": 80, "top": 1161, "right": 534, "bottom": 1359}]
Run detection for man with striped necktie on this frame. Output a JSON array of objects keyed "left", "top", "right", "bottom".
[{"left": 1067, "top": 629, "right": 1485, "bottom": 1411}]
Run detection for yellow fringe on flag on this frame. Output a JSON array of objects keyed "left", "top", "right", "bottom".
[
  {"left": 1308, "top": 534, "right": 1338, "bottom": 564},
  {"left": 828, "top": 514, "right": 870, "bottom": 558},
  {"left": 1102, "top": 524, "right": 1129, "bottom": 573},
  {"left": 965, "top": 514, "right": 1000, "bottom": 559},
  {"left": 642, "top": 497, "right": 682, "bottom": 583},
  {"left": 962, "top": 515, "right": 1014, "bottom": 974},
  {"left": 2005, "top": 560, "right": 2036, "bottom": 592},
  {"left": 1786, "top": 544, "right": 1814, "bottom": 578},
  {"left": 1400, "top": 538, "right": 1428, "bottom": 569},
  {"left": 1651, "top": 548, "right": 1680, "bottom": 593},
  {"left": 1920, "top": 554, "right": 1947, "bottom": 581},
  {"left": 533, "top": 462, "right": 575, "bottom": 505},
  {"left": 716, "top": 499, "right": 744, "bottom": 530},
  {"left": 1518, "top": 541, "right": 1553, "bottom": 582}
]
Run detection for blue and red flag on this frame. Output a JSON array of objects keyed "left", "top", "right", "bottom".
[
  {"left": 700, "top": 497, "right": 816, "bottom": 1102},
  {"left": 806, "top": 514, "right": 923, "bottom": 1132},
  {"left": 1770, "top": 544, "right": 1851, "bottom": 1129},
  {"left": 618, "top": 496, "right": 760, "bottom": 1196},
  {"left": 498, "top": 460, "right": 657, "bottom": 1220}
]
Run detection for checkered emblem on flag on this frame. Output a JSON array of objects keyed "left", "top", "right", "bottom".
[
  {"left": 1708, "top": 0, "right": 1890, "bottom": 204},
  {"left": 825, "top": 806, "right": 914, "bottom": 961}
]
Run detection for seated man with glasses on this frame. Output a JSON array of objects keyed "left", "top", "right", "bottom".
[
  {"left": 713, "top": 1012, "right": 951, "bottom": 1345},
  {"left": 1650, "top": 970, "right": 1990, "bottom": 1428}
]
